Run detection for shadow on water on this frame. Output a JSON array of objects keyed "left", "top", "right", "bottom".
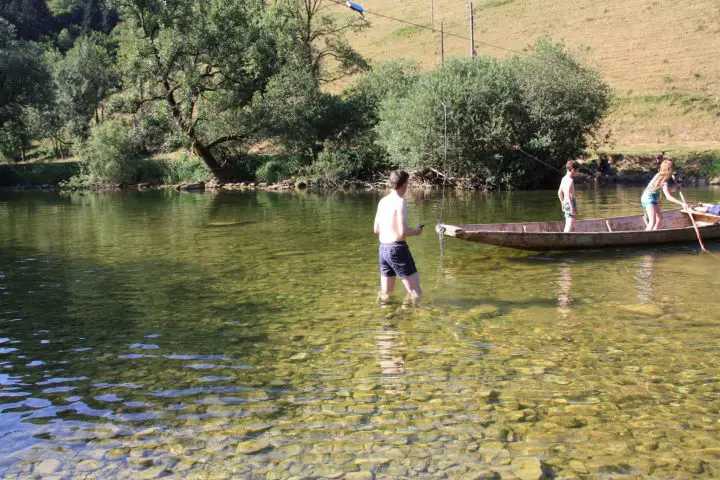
[{"left": 504, "top": 241, "right": 717, "bottom": 265}]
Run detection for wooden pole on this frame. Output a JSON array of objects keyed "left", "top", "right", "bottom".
[
  {"left": 440, "top": 22, "right": 444, "bottom": 64},
  {"left": 469, "top": 2, "right": 476, "bottom": 58},
  {"left": 679, "top": 191, "right": 708, "bottom": 252},
  {"left": 431, "top": 0, "right": 434, "bottom": 28}
]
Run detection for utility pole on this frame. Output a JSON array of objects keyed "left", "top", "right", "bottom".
[
  {"left": 469, "top": 2, "right": 476, "bottom": 58},
  {"left": 440, "top": 22, "right": 444, "bottom": 64}
]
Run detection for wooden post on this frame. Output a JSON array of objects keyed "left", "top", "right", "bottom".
[
  {"left": 431, "top": 0, "right": 434, "bottom": 28},
  {"left": 469, "top": 2, "right": 476, "bottom": 58},
  {"left": 440, "top": 22, "right": 444, "bottom": 64}
]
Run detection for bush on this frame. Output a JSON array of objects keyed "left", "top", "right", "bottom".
[
  {"left": 255, "top": 159, "right": 289, "bottom": 183},
  {"left": 130, "top": 105, "right": 188, "bottom": 154},
  {"left": 80, "top": 120, "right": 143, "bottom": 184},
  {"left": 0, "top": 162, "right": 80, "bottom": 186},
  {"left": 159, "top": 153, "right": 210, "bottom": 184},
  {"left": 309, "top": 133, "right": 392, "bottom": 184},
  {"left": 376, "top": 39, "right": 611, "bottom": 188},
  {"left": 684, "top": 151, "right": 720, "bottom": 178}
]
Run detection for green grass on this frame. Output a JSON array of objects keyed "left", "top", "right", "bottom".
[
  {"left": 389, "top": 25, "right": 426, "bottom": 39},
  {"left": 625, "top": 92, "right": 718, "bottom": 109},
  {"left": 478, "top": 0, "right": 515, "bottom": 10}
]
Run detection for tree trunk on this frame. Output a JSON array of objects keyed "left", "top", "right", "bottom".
[
  {"left": 162, "top": 80, "right": 233, "bottom": 183},
  {"left": 192, "top": 140, "right": 233, "bottom": 183}
]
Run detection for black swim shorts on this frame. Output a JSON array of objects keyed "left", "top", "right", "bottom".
[{"left": 379, "top": 241, "right": 418, "bottom": 278}]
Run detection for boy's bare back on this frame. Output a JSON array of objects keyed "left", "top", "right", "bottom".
[{"left": 375, "top": 193, "right": 406, "bottom": 243}]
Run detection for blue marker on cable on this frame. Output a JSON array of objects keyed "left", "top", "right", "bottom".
[{"left": 346, "top": 1, "right": 364, "bottom": 15}]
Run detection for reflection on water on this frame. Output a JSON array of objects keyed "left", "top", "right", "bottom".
[
  {"left": 556, "top": 263, "right": 573, "bottom": 318},
  {"left": 0, "top": 187, "right": 719, "bottom": 479},
  {"left": 376, "top": 313, "right": 407, "bottom": 395},
  {"left": 635, "top": 253, "right": 656, "bottom": 304}
]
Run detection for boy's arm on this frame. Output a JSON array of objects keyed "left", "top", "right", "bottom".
[
  {"left": 373, "top": 206, "right": 380, "bottom": 235},
  {"left": 557, "top": 184, "right": 564, "bottom": 202},
  {"left": 397, "top": 199, "right": 421, "bottom": 237}
]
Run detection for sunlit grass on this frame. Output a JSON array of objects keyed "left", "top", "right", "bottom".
[{"left": 341, "top": 0, "right": 720, "bottom": 151}]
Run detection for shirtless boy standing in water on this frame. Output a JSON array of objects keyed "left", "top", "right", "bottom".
[
  {"left": 558, "top": 160, "right": 580, "bottom": 232},
  {"left": 374, "top": 170, "right": 424, "bottom": 301}
]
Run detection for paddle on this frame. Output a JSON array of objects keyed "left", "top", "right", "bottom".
[{"left": 678, "top": 191, "right": 708, "bottom": 252}]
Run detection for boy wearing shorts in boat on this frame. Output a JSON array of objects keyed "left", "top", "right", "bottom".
[
  {"left": 691, "top": 202, "right": 720, "bottom": 216},
  {"left": 558, "top": 160, "right": 579, "bottom": 232},
  {"left": 373, "top": 170, "right": 423, "bottom": 301}
]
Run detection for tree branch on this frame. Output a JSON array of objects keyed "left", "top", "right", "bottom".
[{"left": 206, "top": 134, "right": 246, "bottom": 149}]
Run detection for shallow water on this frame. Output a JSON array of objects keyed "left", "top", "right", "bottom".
[{"left": 0, "top": 186, "right": 719, "bottom": 479}]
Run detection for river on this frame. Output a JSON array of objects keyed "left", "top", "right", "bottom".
[{"left": 0, "top": 186, "right": 719, "bottom": 479}]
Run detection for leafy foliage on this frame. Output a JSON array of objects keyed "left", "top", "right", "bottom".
[
  {"left": 0, "top": 19, "right": 52, "bottom": 160},
  {"left": 111, "top": 0, "right": 282, "bottom": 178},
  {"left": 276, "top": 0, "right": 370, "bottom": 84},
  {"left": 376, "top": 39, "right": 612, "bottom": 188},
  {"left": 52, "top": 34, "right": 119, "bottom": 138},
  {"left": 0, "top": 0, "right": 55, "bottom": 41},
  {"left": 256, "top": 159, "right": 290, "bottom": 184},
  {"left": 302, "top": 60, "right": 420, "bottom": 183},
  {"left": 0, "top": 161, "right": 79, "bottom": 185},
  {"left": 157, "top": 153, "right": 210, "bottom": 184},
  {"left": 79, "top": 119, "right": 143, "bottom": 183}
]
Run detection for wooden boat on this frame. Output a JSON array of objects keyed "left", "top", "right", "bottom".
[{"left": 437, "top": 209, "right": 720, "bottom": 250}]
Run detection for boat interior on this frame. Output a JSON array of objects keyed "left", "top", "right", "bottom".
[{"left": 459, "top": 209, "right": 718, "bottom": 234}]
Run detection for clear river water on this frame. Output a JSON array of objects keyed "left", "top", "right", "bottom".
[{"left": 0, "top": 186, "right": 719, "bottom": 479}]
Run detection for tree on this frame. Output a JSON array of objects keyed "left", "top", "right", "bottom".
[
  {"left": 305, "top": 60, "right": 420, "bottom": 183},
  {"left": 111, "top": 0, "right": 281, "bottom": 181},
  {"left": 0, "top": 0, "right": 55, "bottom": 41},
  {"left": 376, "top": 40, "right": 612, "bottom": 188},
  {"left": 277, "top": 0, "right": 369, "bottom": 84},
  {"left": 508, "top": 38, "right": 612, "bottom": 167},
  {"left": 251, "top": 64, "right": 352, "bottom": 160},
  {"left": 0, "top": 18, "right": 52, "bottom": 160},
  {"left": 80, "top": 119, "right": 142, "bottom": 183},
  {"left": 377, "top": 58, "right": 524, "bottom": 181},
  {"left": 48, "top": 0, "right": 119, "bottom": 39},
  {"left": 53, "top": 34, "right": 119, "bottom": 138}
]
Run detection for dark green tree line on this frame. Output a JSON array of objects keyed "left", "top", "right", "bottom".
[{"left": 0, "top": 19, "right": 52, "bottom": 160}]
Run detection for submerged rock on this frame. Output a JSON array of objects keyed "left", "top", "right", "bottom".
[
  {"left": 344, "top": 472, "right": 374, "bottom": 480},
  {"left": 34, "top": 459, "right": 62, "bottom": 475},
  {"left": 236, "top": 440, "right": 273, "bottom": 454},
  {"left": 76, "top": 459, "right": 102, "bottom": 472},
  {"left": 511, "top": 457, "right": 544, "bottom": 480}
]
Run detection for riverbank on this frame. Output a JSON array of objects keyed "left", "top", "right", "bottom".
[{"left": 2, "top": 151, "right": 719, "bottom": 192}]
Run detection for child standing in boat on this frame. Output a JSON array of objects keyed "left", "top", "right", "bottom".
[
  {"left": 558, "top": 160, "right": 580, "bottom": 232},
  {"left": 641, "top": 159, "right": 683, "bottom": 230}
]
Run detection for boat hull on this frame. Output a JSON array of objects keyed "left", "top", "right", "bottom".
[{"left": 438, "top": 209, "right": 720, "bottom": 250}]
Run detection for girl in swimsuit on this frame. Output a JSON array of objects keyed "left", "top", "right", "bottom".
[{"left": 641, "top": 159, "right": 683, "bottom": 231}]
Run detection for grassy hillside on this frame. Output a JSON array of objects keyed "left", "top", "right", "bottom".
[{"left": 338, "top": 0, "right": 720, "bottom": 152}]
